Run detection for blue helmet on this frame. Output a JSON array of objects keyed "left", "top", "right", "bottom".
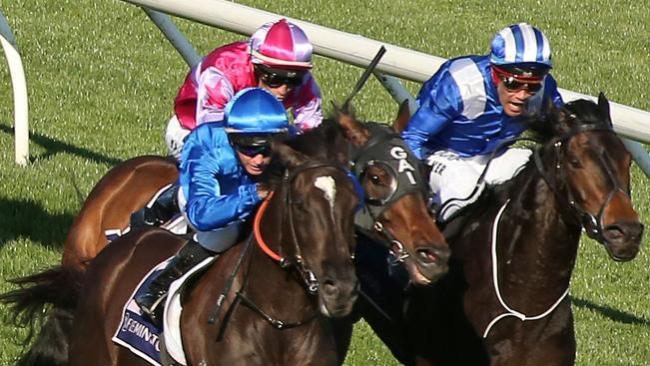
[
  {"left": 224, "top": 88, "right": 289, "bottom": 135},
  {"left": 490, "top": 23, "right": 552, "bottom": 71}
]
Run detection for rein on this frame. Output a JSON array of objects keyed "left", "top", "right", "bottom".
[
  {"left": 230, "top": 160, "right": 351, "bottom": 329},
  {"left": 482, "top": 199, "right": 570, "bottom": 338},
  {"left": 483, "top": 121, "right": 624, "bottom": 337}
]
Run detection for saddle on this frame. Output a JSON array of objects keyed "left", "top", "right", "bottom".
[{"left": 113, "top": 255, "right": 217, "bottom": 366}]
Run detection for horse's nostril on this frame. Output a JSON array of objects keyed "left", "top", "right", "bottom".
[
  {"left": 605, "top": 222, "right": 644, "bottom": 242},
  {"left": 604, "top": 225, "right": 625, "bottom": 240},
  {"left": 322, "top": 279, "right": 339, "bottom": 296},
  {"left": 416, "top": 247, "right": 449, "bottom": 264}
]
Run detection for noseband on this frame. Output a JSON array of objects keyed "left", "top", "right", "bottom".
[
  {"left": 532, "top": 122, "right": 629, "bottom": 244},
  {"left": 256, "top": 159, "right": 354, "bottom": 294},
  {"left": 351, "top": 123, "right": 428, "bottom": 261},
  {"left": 215, "top": 159, "right": 356, "bottom": 330}
]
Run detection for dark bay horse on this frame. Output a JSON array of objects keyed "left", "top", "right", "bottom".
[
  {"left": 1, "top": 104, "right": 448, "bottom": 365},
  {"left": 362, "top": 94, "right": 644, "bottom": 365},
  {"left": 24, "top": 121, "right": 362, "bottom": 366}
]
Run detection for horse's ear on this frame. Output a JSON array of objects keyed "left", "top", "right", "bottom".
[
  {"left": 333, "top": 102, "right": 371, "bottom": 147},
  {"left": 272, "top": 141, "right": 308, "bottom": 169},
  {"left": 392, "top": 99, "right": 411, "bottom": 133},
  {"left": 597, "top": 92, "right": 613, "bottom": 126},
  {"left": 543, "top": 97, "right": 568, "bottom": 135}
]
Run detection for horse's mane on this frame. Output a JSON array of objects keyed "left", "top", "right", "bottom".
[
  {"left": 520, "top": 98, "right": 612, "bottom": 143},
  {"left": 265, "top": 120, "right": 347, "bottom": 188},
  {"left": 285, "top": 119, "right": 347, "bottom": 160},
  {"left": 462, "top": 98, "right": 611, "bottom": 216}
]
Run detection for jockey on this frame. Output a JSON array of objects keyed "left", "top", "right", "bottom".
[
  {"left": 165, "top": 18, "right": 322, "bottom": 160},
  {"left": 131, "top": 18, "right": 321, "bottom": 228},
  {"left": 402, "top": 23, "right": 564, "bottom": 223},
  {"left": 136, "top": 88, "right": 292, "bottom": 323}
]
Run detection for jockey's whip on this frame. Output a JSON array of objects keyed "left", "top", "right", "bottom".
[
  {"left": 342, "top": 45, "right": 387, "bottom": 108},
  {"left": 207, "top": 233, "right": 253, "bottom": 324}
]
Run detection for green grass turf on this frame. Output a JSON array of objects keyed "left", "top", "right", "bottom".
[{"left": 0, "top": 0, "right": 648, "bottom": 364}]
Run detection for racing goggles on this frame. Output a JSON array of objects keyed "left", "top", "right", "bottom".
[
  {"left": 256, "top": 64, "right": 305, "bottom": 88},
  {"left": 231, "top": 134, "right": 274, "bottom": 157},
  {"left": 492, "top": 65, "right": 545, "bottom": 93},
  {"left": 235, "top": 144, "right": 272, "bottom": 158}
]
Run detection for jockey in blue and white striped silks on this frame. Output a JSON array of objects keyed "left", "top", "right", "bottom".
[{"left": 402, "top": 23, "right": 564, "bottom": 222}]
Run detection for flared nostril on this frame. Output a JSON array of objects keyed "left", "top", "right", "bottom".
[
  {"left": 322, "top": 279, "right": 339, "bottom": 297},
  {"left": 605, "top": 222, "right": 644, "bottom": 243}
]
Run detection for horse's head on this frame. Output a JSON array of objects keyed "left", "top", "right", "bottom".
[
  {"left": 532, "top": 93, "right": 644, "bottom": 261},
  {"left": 333, "top": 102, "right": 450, "bottom": 285},
  {"left": 265, "top": 122, "right": 360, "bottom": 317}
]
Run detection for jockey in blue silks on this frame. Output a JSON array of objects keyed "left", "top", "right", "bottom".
[
  {"left": 136, "top": 87, "right": 291, "bottom": 323},
  {"left": 402, "top": 23, "right": 564, "bottom": 222}
]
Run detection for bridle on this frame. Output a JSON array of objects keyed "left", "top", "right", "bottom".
[
  {"left": 532, "top": 121, "right": 629, "bottom": 244},
  {"left": 483, "top": 114, "right": 629, "bottom": 337},
  {"left": 351, "top": 123, "right": 429, "bottom": 262},
  {"left": 262, "top": 160, "right": 354, "bottom": 293},
  {"left": 232, "top": 159, "right": 356, "bottom": 329}
]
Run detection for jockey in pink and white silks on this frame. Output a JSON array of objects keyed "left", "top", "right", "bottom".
[
  {"left": 402, "top": 23, "right": 564, "bottom": 222},
  {"left": 165, "top": 18, "right": 322, "bottom": 160}
]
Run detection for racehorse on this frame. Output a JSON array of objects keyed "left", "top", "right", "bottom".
[
  {"left": 1, "top": 103, "right": 449, "bottom": 365},
  {"left": 360, "top": 94, "right": 645, "bottom": 365},
  {"left": 17, "top": 120, "right": 362, "bottom": 366},
  {"left": 62, "top": 155, "right": 179, "bottom": 273}
]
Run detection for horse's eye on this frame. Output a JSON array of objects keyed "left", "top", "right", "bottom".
[
  {"left": 569, "top": 158, "right": 583, "bottom": 169},
  {"left": 370, "top": 174, "right": 381, "bottom": 184}
]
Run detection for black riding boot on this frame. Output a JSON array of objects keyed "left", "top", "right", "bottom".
[
  {"left": 130, "top": 183, "right": 180, "bottom": 228},
  {"left": 135, "top": 239, "right": 215, "bottom": 325}
]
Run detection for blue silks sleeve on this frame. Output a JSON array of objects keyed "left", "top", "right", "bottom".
[
  {"left": 402, "top": 70, "right": 461, "bottom": 160},
  {"left": 180, "top": 126, "right": 262, "bottom": 232}
]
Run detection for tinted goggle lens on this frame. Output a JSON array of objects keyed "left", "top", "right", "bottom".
[
  {"left": 261, "top": 72, "right": 303, "bottom": 88},
  {"left": 500, "top": 76, "right": 543, "bottom": 93},
  {"left": 235, "top": 144, "right": 272, "bottom": 158}
]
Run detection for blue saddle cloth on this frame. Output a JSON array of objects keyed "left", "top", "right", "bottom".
[{"left": 112, "top": 259, "right": 170, "bottom": 366}]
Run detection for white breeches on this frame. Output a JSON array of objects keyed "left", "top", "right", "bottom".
[
  {"left": 177, "top": 187, "right": 242, "bottom": 253},
  {"left": 165, "top": 115, "right": 191, "bottom": 161},
  {"left": 426, "top": 148, "right": 532, "bottom": 221}
]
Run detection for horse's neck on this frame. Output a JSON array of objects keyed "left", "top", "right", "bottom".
[
  {"left": 246, "top": 198, "right": 315, "bottom": 317},
  {"left": 478, "top": 166, "right": 583, "bottom": 294}
]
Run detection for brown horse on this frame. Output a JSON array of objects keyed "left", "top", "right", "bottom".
[
  {"left": 0, "top": 104, "right": 448, "bottom": 365},
  {"left": 360, "top": 94, "right": 644, "bottom": 365},
  {"left": 17, "top": 120, "right": 362, "bottom": 366},
  {"left": 61, "top": 155, "right": 178, "bottom": 273}
]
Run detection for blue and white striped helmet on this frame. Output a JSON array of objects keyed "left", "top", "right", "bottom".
[{"left": 490, "top": 23, "right": 552, "bottom": 69}]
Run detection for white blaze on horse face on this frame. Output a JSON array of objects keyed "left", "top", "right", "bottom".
[
  {"left": 390, "top": 146, "right": 417, "bottom": 185},
  {"left": 315, "top": 176, "right": 337, "bottom": 209}
]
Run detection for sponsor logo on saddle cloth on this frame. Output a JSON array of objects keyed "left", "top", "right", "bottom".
[{"left": 113, "top": 255, "right": 216, "bottom": 366}]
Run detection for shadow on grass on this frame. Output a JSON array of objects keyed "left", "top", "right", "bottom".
[
  {"left": 0, "top": 197, "right": 72, "bottom": 250},
  {"left": 0, "top": 124, "right": 121, "bottom": 165},
  {"left": 571, "top": 296, "right": 650, "bottom": 326}
]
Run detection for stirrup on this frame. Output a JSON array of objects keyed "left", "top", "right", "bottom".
[{"left": 138, "top": 293, "right": 168, "bottom": 325}]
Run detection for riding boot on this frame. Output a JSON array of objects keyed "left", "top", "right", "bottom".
[
  {"left": 130, "top": 183, "right": 180, "bottom": 228},
  {"left": 135, "top": 239, "right": 215, "bottom": 325}
]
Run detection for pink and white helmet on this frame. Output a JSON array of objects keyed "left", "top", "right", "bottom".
[{"left": 250, "top": 19, "right": 313, "bottom": 70}]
